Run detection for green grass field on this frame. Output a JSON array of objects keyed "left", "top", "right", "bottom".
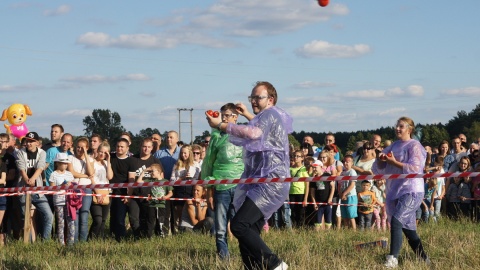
[{"left": 1, "top": 218, "right": 478, "bottom": 269}]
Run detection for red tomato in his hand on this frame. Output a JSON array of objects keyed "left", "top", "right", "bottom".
[
  {"left": 212, "top": 111, "right": 220, "bottom": 118},
  {"left": 206, "top": 110, "right": 214, "bottom": 116}
]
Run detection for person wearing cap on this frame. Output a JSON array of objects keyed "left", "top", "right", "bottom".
[
  {"left": 15, "top": 131, "right": 53, "bottom": 241},
  {"left": 49, "top": 152, "right": 75, "bottom": 245},
  {"left": 309, "top": 159, "right": 335, "bottom": 230}
]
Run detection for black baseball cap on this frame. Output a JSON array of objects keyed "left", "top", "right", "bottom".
[{"left": 25, "top": 132, "right": 40, "bottom": 141}]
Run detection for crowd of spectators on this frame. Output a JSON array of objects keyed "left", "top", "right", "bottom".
[{"left": 0, "top": 125, "right": 478, "bottom": 247}]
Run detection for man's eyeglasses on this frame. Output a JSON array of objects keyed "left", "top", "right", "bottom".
[
  {"left": 248, "top": 95, "right": 269, "bottom": 103},
  {"left": 222, "top": 113, "right": 237, "bottom": 119},
  {"left": 294, "top": 155, "right": 303, "bottom": 158},
  {"left": 205, "top": 141, "right": 210, "bottom": 144},
  {"left": 193, "top": 152, "right": 201, "bottom": 155}
]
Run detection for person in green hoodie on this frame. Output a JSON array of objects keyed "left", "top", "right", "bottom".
[{"left": 202, "top": 103, "right": 244, "bottom": 260}]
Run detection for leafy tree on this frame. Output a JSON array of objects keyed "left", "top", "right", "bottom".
[
  {"left": 288, "top": 134, "right": 300, "bottom": 150},
  {"left": 445, "top": 110, "right": 469, "bottom": 138},
  {"left": 193, "top": 130, "right": 211, "bottom": 144},
  {"left": 464, "top": 121, "right": 480, "bottom": 143},
  {"left": 346, "top": 134, "right": 357, "bottom": 152},
  {"left": 138, "top": 127, "right": 161, "bottom": 138},
  {"left": 421, "top": 123, "right": 450, "bottom": 147},
  {"left": 83, "top": 109, "right": 126, "bottom": 142}
]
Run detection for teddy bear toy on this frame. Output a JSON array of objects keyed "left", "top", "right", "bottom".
[{"left": 1, "top": 103, "right": 33, "bottom": 140}]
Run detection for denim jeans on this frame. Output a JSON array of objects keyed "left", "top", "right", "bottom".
[
  {"left": 214, "top": 187, "right": 236, "bottom": 259},
  {"left": 23, "top": 194, "right": 53, "bottom": 240},
  {"left": 358, "top": 212, "right": 372, "bottom": 229},
  {"left": 271, "top": 201, "right": 291, "bottom": 229},
  {"left": 231, "top": 197, "right": 281, "bottom": 270},
  {"left": 75, "top": 188, "right": 92, "bottom": 242},
  {"left": 390, "top": 216, "right": 427, "bottom": 260},
  {"left": 422, "top": 200, "right": 435, "bottom": 223}
]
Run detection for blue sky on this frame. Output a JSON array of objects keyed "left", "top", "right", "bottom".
[{"left": 1, "top": 0, "right": 479, "bottom": 142}]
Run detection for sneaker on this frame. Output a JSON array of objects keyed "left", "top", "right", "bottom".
[
  {"left": 384, "top": 255, "right": 398, "bottom": 268},
  {"left": 273, "top": 261, "right": 288, "bottom": 270}
]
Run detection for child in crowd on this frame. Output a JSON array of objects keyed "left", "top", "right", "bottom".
[
  {"left": 357, "top": 180, "right": 376, "bottom": 230},
  {"left": 179, "top": 184, "right": 213, "bottom": 233},
  {"left": 339, "top": 155, "right": 357, "bottom": 230},
  {"left": 289, "top": 150, "right": 310, "bottom": 227},
  {"left": 421, "top": 178, "right": 437, "bottom": 223},
  {"left": 137, "top": 163, "right": 173, "bottom": 238},
  {"left": 310, "top": 161, "right": 335, "bottom": 230},
  {"left": 371, "top": 179, "right": 387, "bottom": 231},
  {"left": 446, "top": 177, "right": 471, "bottom": 220},
  {"left": 49, "top": 153, "right": 75, "bottom": 245},
  {"left": 171, "top": 145, "right": 199, "bottom": 233}
]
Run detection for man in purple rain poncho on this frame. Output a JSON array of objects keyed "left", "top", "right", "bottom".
[
  {"left": 206, "top": 81, "right": 292, "bottom": 270},
  {"left": 373, "top": 116, "right": 429, "bottom": 268}
]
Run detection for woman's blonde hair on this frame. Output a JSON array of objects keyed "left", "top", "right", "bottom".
[
  {"left": 397, "top": 116, "right": 415, "bottom": 138},
  {"left": 176, "top": 145, "right": 194, "bottom": 169}
]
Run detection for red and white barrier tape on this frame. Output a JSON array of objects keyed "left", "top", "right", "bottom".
[
  {"left": 0, "top": 171, "right": 478, "bottom": 193},
  {"left": 3, "top": 191, "right": 479, "bottom": 207}
]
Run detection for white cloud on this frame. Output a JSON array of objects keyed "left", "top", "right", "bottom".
[
  {"left": 63, "top": 109, "right": 91, "bottom": 117},
  {"left": 291, "top": 81, "right": 335, "bottom": 89},
  {"left": 378, "top": 107, "right": 407, "bottom": 116},
  {"left": 60, "top": 73, "right": 151, "bottom": 84},
  {"left": 341, "top": 89, "right": 385, "bottom": 99},
  {"left": 296, "top": 40, "right": 371, "bottom": 58},
  {"left": 77, "top": 0, "right": 348, "bottom": 50},
  {"left": 283, "top": 97, "right": 309, "bottom": 104},
  {"left": 43, "top": 4, "right": 71, "bottom": 17},
  {"left": 386, "top": 85, "right": 424, "bottom": 97},
  {"left": 145, "top": 16, "right": 184, "bottom": 27},
  {"left": 442, "top": 87, "right": 480, "bottom": 96},
  {"left": 337, "top": 85, "right": 424, "bottom": 100},
  {"left": 76, "top": 32, "right": 236, "bottom": 49},
  {"left": 204, "top": 0, "right": 349, "bottom": 37},
  {"left": 286, "top": 106, "right": 326, "bottom": 118},
  {"left": 0, "top": 84, "right": 41, "bottom": 92}
]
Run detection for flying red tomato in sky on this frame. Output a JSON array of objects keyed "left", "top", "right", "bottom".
[{"left": 318, "top": 0, "right": 329, "bottom": 7}]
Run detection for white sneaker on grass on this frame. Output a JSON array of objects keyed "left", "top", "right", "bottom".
[
  {"left": 384, "top": 255, "right": 398, "bottom": 268},
  {"left": 273, "top": 261, "right": 288, "bottom": 270}
]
